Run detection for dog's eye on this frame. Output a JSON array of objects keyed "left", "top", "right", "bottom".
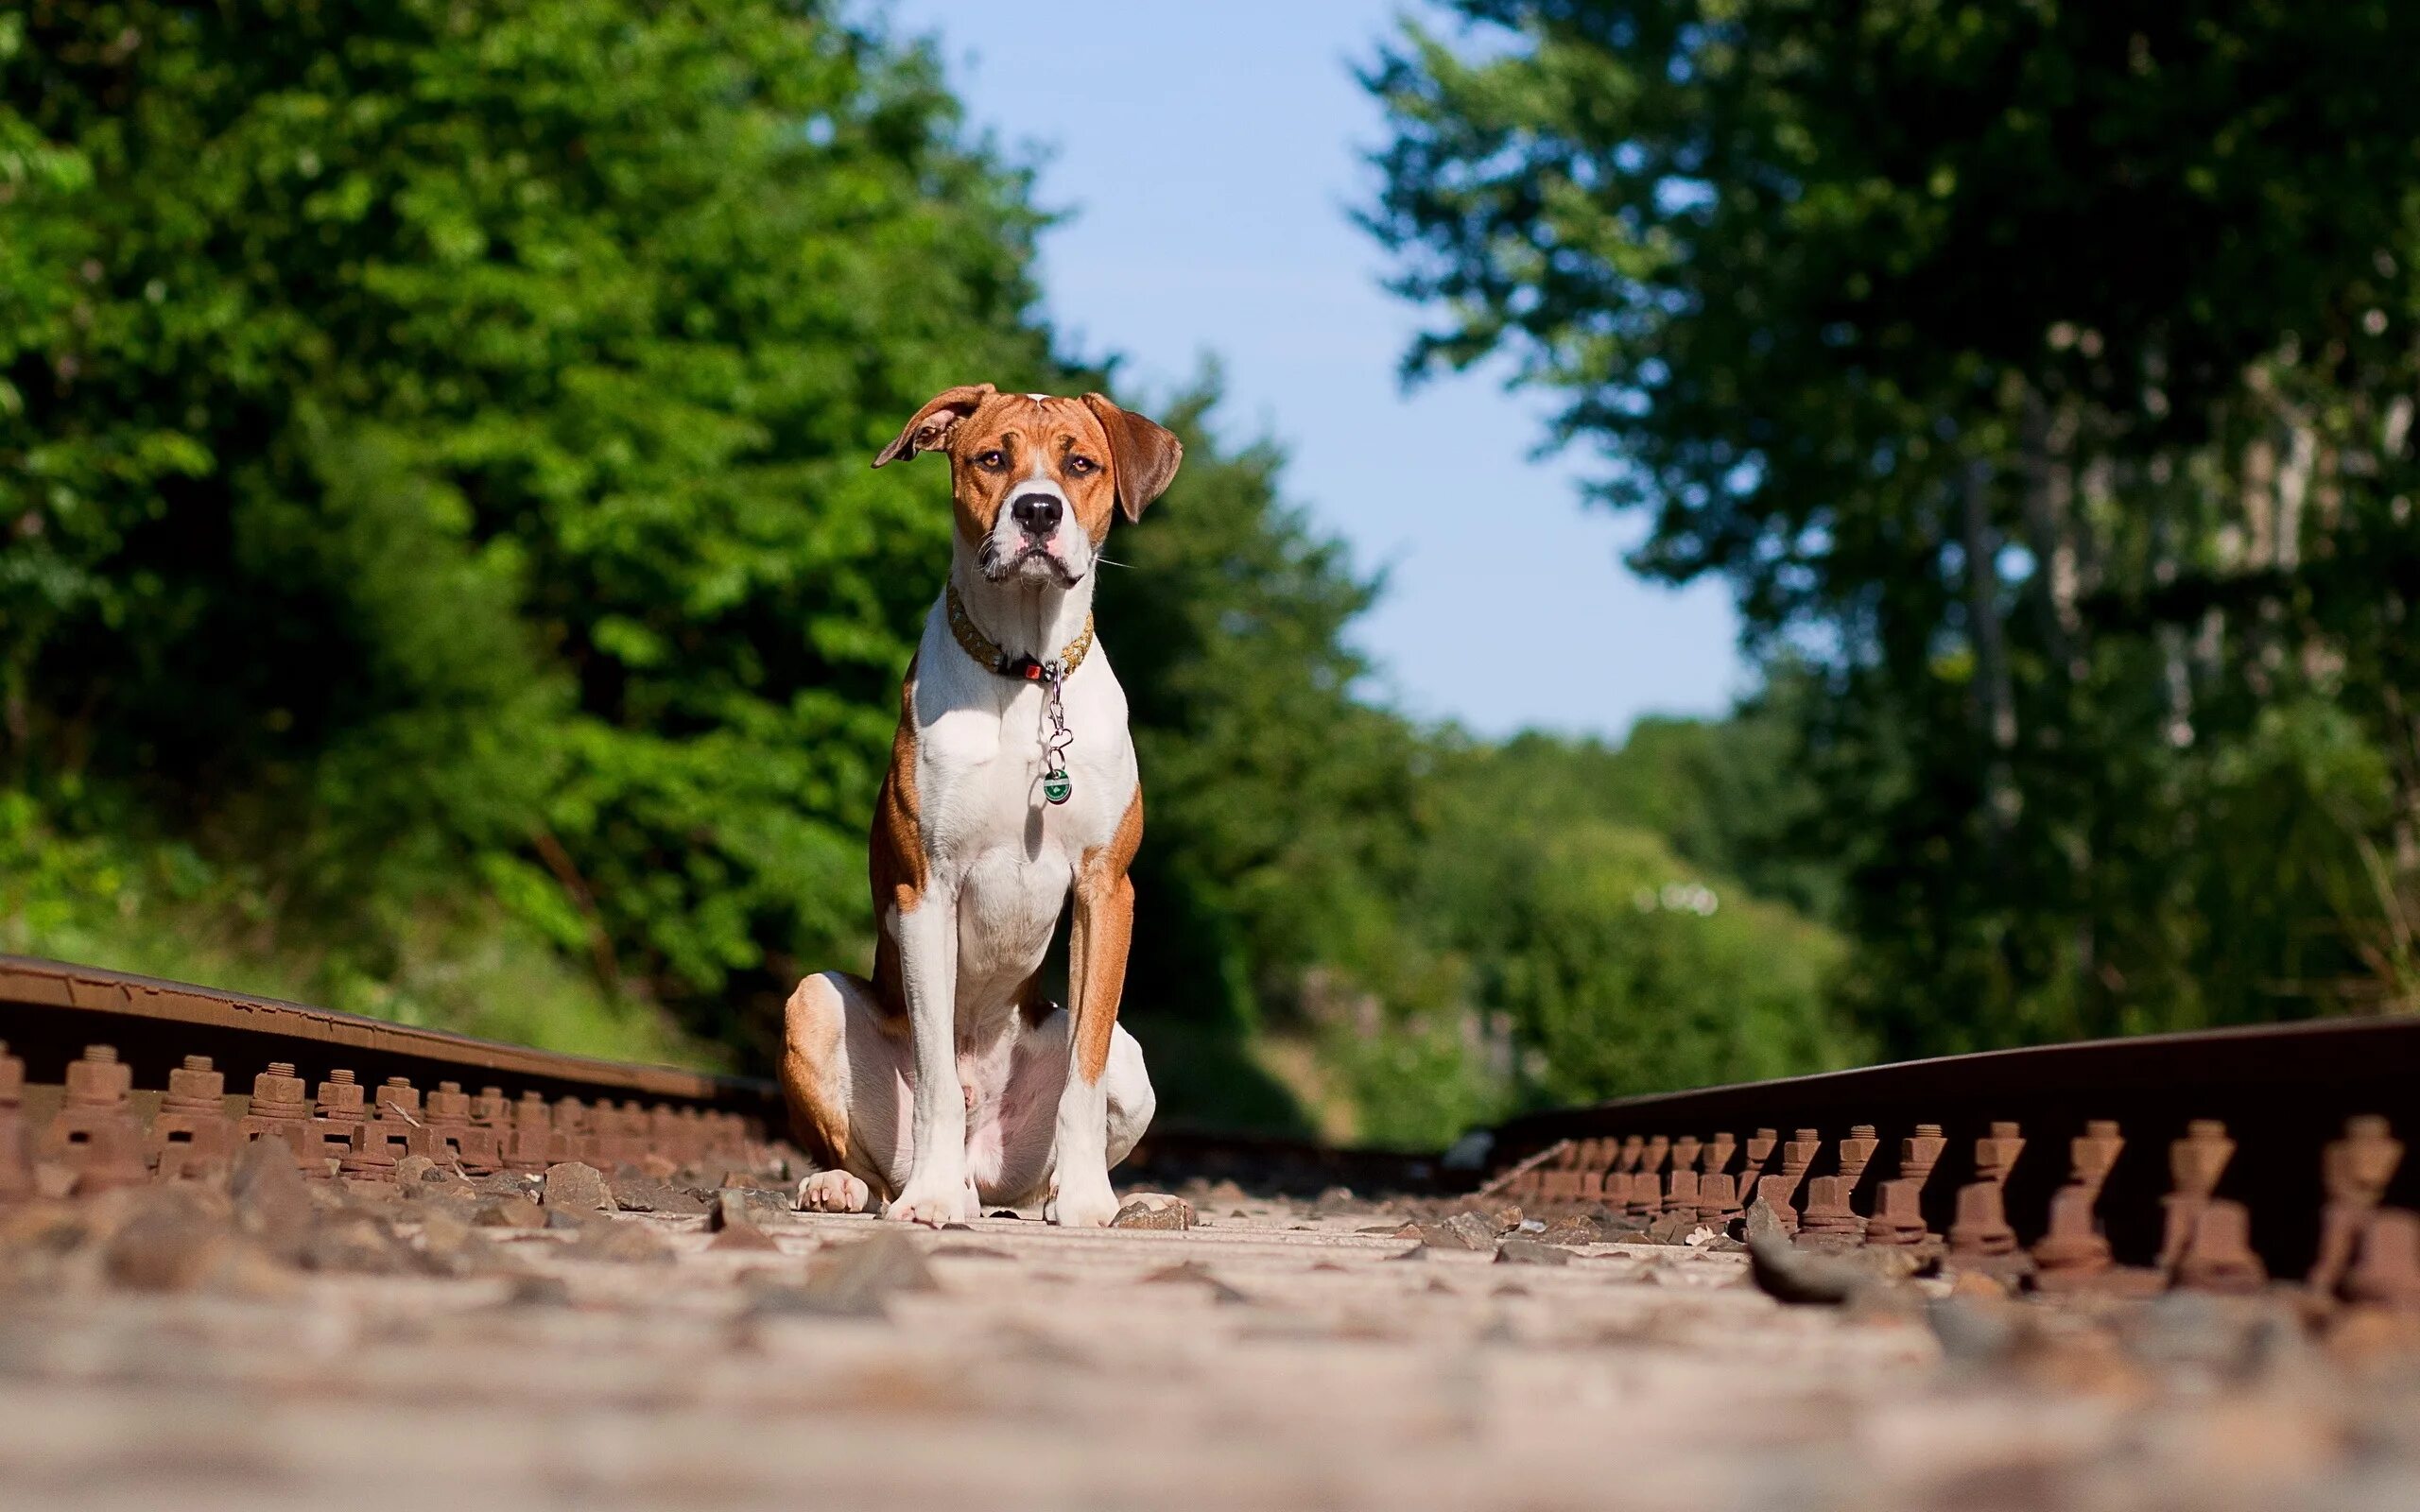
[
  {"left": 1066, "top": 455, "right": 1097, "bottom": 475},
  {"left": 977, "top": 449, "right": 1007, "bottom": 472}
]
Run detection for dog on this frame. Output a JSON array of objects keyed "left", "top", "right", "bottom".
[{"left": 779, "top": 385, "right": 1181, "bottom": 1226}]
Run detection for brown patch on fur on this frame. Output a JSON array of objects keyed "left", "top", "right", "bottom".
[
  {"left": 1069, "top": 783, "right": 1146, "bottom": 1084},
  {"left": 1089, "top": 778, "right": 1147, "bottom": 879},
  {"left": 1080, "top": 392, "right": 1184, "bottom": 522},
  {"left": 873, "top": 384, "right": 994, "bottom": 468},
  {"left": 867, "top": 656, "right": 925, "bottom": 1033},
  {"left": 780, "top": 973, "right": 856, "bottom": 1169}
]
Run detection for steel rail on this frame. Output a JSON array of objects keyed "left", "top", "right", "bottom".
[
  {"left": 0, "top": 954, "right": 779, "bottom": 1117},
  {"left": 5, "top": 948, "right": 2413, "bottom": 1299},
  {"left": 0, "top": 954, "right": 786, "bottom": 1189},
  {"left": 1479, "top": 1014, "right": 2420, "bottom": 1281}
]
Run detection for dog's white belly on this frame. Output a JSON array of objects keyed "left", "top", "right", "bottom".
[{"left": 958, "top": 1022, "right": 1063, "bottom": 1201}]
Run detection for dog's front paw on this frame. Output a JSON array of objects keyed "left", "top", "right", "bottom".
[
  {"left": 884, "top": 1176, "right": 977, "bottom": 1227},
  {"left": 796, "top": 1170, "right": 871, "bottom": 1213},
  {"left": 1045, "top": 1170, "right": 1121, "bottom": 1228}
]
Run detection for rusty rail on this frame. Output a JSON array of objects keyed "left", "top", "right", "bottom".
[
  {"left": 1476, "top": 1015, "right": 2420, "bottom": 1300},
  {"left": 0, "top": 954, "right": 1460, "bottom": 1205},
  {"left": 0, "top": 954, "right": 783, "bottom": 1193},
  {"left": 7, "top": 945, "right": 2415, "bottom": 1313}
]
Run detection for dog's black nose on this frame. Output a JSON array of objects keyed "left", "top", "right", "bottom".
[{"left": 1011, "top": 492, "right": 1063, "bottom": 536}]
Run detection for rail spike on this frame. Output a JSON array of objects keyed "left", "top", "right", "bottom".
[
  {"left": 0, "top": 1041, "right": 32, "bottom": 1200},
  {"left": 1864, "top": 1124, "right": 1946, "bottom": 1249},
  {"left": 2311, "top": 1116, "right": 2403, "bottom": 1296},
  {"left": 2032, "top": 1120, "right": 2124, "bottom": 1291}
]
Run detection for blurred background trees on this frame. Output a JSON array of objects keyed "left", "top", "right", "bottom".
[
  {"left": 1368, "top": 0, "right": 2420, "bottom": 1060},
  {"left": 10, "top": 0, "right": 2405, "bottom": 1146},
  {"left": 4, "top": 0, "right": 1057, "bottom": 1063}
]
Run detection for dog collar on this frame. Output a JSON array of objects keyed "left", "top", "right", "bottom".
[
  {"left": 944, "top": 581, "right": 1090, "bottom": 805},
  {"left": 944, "top": 581, "right": 1095, "bottom": 682}
]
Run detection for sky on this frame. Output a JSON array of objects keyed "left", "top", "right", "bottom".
[{"left": 877, "top": 0, "right": 1743, "bottom": 739}]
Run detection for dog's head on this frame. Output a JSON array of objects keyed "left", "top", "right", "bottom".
[{"left": 873, "top": 385, "right": 1182, "bottom": 587}]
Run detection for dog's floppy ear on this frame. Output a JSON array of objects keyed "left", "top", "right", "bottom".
[
  {"left": 1080, "top": 393, "right": 1183, "bottom": 522},
  {"left": 873, "top": 383, "right": 996, "bottom": 468}
]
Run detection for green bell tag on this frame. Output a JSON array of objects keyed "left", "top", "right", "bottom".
[{"left": 1043, "top": 768, "right": 1073, "bottom": 805}]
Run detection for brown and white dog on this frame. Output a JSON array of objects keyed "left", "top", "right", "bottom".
[{"left": 779, "top": 385, "right": 1181, "bottom": 1226}]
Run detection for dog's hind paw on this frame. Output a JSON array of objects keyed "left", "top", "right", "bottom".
[{"left": 796, "top": 1170, "right": 871, "bottom": 1213}]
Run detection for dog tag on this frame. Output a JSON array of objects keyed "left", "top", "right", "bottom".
[{"left": 1043, "top": 768, "right": 1073, "bottom": 805}]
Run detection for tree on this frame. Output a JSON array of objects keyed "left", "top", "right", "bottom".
[
  {"left": 1369, "top": 1, "right": 2420, "bottom": 1052},
  {"left": 3, "top": 0, "right": 1053, "bottom": 1053},
  {"left": 4, "top": 3, "right": 1474, "bottom": 1130},
  {"left": 1414, "top": 733, "right": 1861, "bottom": 1099},
  {"left": 1095, "top": 387, "right": 1421, "bottom": 1130},
  {"left": 1, "top": 0, "right": 1882, "bottom": 1140}
]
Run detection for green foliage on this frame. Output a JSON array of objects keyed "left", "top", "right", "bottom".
[
  {"left": 0, "top": 790, "right": 689, "bottom": 1062},
  {"left": 1098, "top": 394, "right": 1422, "bottom": 1078},
  {"left": 1412, "top": 734, "right": 1861, "bottom": 1102},
  {"left": 1438, "top": 680, "right": 1841, "bottom": 924},
  {"left": 1371, "top": 0, "right": 2420, "bottom": 1056},
  {"left": 1116, "top": 449, "right": 1404, "bottom": 984},
  {"left": 3, "top": 0, "right": 1050, "bottom": 1055},
  {"left": 2, "top": 0, "right": 1861, "bottom": 1144},
  {"left": 1095, "top": 437, "right": 1862, "bottom": 1139},
  {"left": 1256, "top": 724, "right": 1859, "bottom": 1147},
  {"left": 1481, "top": 824, "right": 1853, "bottom": 1106}
]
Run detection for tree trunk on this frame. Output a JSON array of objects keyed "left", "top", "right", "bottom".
[
  {"left": 2019, "top": 390, "right": 2087, "bottom": 680},
  {"left": 1961, "top": 461, "right": 2020, "bottom": 829}
]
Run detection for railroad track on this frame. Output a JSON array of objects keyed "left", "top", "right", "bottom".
[
  {"left": 0, "top": 952, "right": 1446, "bottom": 1198},
  {"left": 1478, "top": 1014, "right": 2420, "bottom": 1300},
  {"left": 3, "top": 948, "right": 2415, "bottom": 1312},
  {"left": 0, "top": 954, "right": 783, "bottom": 1192},
  {"left": 0, "top": 952, "right": 1430, "bottom": 1202},
  {"left": 6, "top": 952, "right": 2420, "bottom": 1511}
]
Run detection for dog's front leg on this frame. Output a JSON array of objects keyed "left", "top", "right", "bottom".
[
  {"left": 884, "top": 888, "right": 976, "bottom": 1226},
  {"left": 1046, "top": 816, "right": 1140, "bottom": 1228}
]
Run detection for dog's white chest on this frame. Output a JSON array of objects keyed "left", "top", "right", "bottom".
[
  {"left": 910, "top": 614, "right": 1137, "bottom": 1021},
  {"left": 917, "top": 670, "right": 1133, "bottom": 855}
]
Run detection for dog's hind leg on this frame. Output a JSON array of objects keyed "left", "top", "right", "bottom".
[
  {"left": 988, "top": 1014, "right": 1156, "bottom": 1208},
  {"left": 1100, "top": 1022, "right": 1156, "bottom": 1170},
  {"left": 780, "top": 971, "right": 913, "bottom": 1211}
]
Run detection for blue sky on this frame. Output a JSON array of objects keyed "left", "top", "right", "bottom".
[{"left": 877, "top": 0, "right": 1743, "bottom": 739}]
